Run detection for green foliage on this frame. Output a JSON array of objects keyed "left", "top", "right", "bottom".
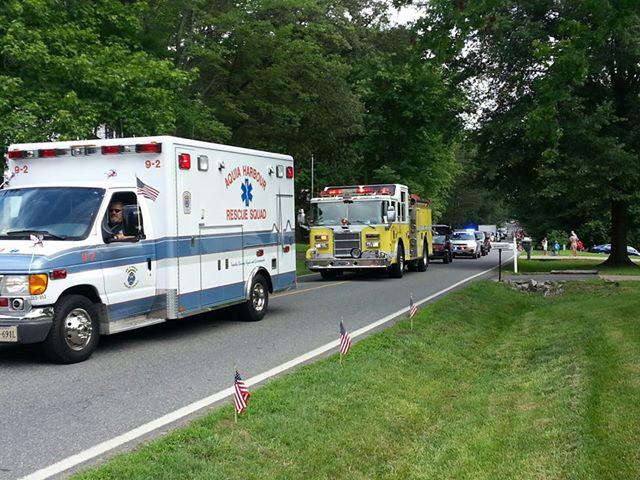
[
  {"left": 0, "top": 0, "right": 224, "bottom": 146},
  {"left": 0, "top": 0, "right": 464, "bottom": 216},
  {"left": 422, "top": 0, "right": 640, "bottom": 262}
]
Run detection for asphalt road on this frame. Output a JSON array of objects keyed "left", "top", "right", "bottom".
[{"left": 0, "top": 251, "right": 504, "bottom": 479}]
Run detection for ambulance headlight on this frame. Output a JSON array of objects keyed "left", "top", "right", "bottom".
[
  {"left": 365, "top": 241, "right": 380, "bottom": 248},
  {"left": 315, "top": 242, "right": 329, "bottom": 249},
  {"left": 4, "top": 275, "right": 29, "bottom": 295},
  {"left": 314, "top": 234, "right": 329, "bottom": 242}
]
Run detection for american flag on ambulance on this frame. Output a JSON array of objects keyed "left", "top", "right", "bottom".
[
  {"left": 339, "top": 321, "right": 352, "bottom": 355},
  {"left": 136, "top": 176, "right": 160, "bottom": 201},
  {"left": 409, "top": 294, "right": 418, "bottom": 319},
  {"left": 234, "top": 371, "right": 250, "bottom": 414}
]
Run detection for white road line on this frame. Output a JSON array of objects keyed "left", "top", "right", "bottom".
[{"left": 21, "top": 258, "right": 510, "bottom": 480}]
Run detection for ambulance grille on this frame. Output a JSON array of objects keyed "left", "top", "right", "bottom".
[{"left": 334, "top": 232, "right": 361, "bottom": 258}]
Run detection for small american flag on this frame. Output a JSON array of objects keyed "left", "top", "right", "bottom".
[
  {"left": 234, "top": 371, "right": 250, "bottom": 414},
  {"left": 136, "top": 176, "right": 160, "bottom": 201},
  {"left": 339, "top": 321, "right": 352, "bottom": 355},
  {"left": 409, "top": 295, "right": 418, "bottom": 319}
]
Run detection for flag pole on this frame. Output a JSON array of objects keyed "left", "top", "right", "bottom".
[{"left": 233, "top": 363, "right": 237, "bottom": 424}]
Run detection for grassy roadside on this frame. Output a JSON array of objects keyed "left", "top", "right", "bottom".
[{"left": 75, "top": 281, "right": 640, "bottom": 480}]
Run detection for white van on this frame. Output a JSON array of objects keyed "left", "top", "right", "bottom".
[{"left": 0, "top": 136, "right": 296, "bottom": 363}]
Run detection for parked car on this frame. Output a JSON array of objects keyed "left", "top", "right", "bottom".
[
  {"left": 589, "top": 244, "right": 640, "bottom": 256},
  {"left": 451, "top": 230, "right": 481, "bottom": 259}
]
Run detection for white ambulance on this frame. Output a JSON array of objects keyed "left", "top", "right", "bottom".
[{"left": 0, "top": 136, "right": 296, "bottom": 363}]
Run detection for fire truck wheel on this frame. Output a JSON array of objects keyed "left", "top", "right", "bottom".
[
  {"left": 240, "top": 274, "right": 269, "bottom": 322},
  {"left": 42, "top": 295, "right": 100, "bottom": 364},
  {"left": 389, "top": 243, "right": 405, "bottom": 278},
  {"left": 320, "top": 270, "right": 340, "bottom": 280},
  {"left": 417, "top": 242, "right": 428, "bottom": 272}
]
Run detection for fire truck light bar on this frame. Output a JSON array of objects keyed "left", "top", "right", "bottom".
[{"left": 319, "top": 185, "right": 396, "bottom": 197}]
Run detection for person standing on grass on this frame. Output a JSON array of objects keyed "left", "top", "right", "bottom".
[
  {"left": 541, "top": 236, "right": 548, "bottom": 256},
  {"left": 569, "top": 230, "right": 579, "bottom": 257}
]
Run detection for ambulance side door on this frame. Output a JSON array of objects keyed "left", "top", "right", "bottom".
[{"left": 100, "top": 190, "right": 157, "bottom": 320}]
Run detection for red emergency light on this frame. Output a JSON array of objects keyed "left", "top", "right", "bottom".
[
  {"left": 0, "top": 298, "right": 8, "bottom": 307},
  {"left": 320, "top": 188, "right": 343, "bottom": 197},
  {"left": 101, "top": 145, "right": 123, "bottom": 155},
  {"left": 286, "top": 166, "right": 294, "bottom": 179},
  {"left": 136, "top": 143, "right": 162, "bottom": 154},
  {"left": 178, "top": 153, "right": 191, "bottom": 170},
  {"left": 356, "top": 186, "right": 375, "bottom": 194}
]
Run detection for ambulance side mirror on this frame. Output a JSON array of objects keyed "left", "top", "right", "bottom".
[{"left": 122, "top": 204, "right": 145, "bottom": 240}]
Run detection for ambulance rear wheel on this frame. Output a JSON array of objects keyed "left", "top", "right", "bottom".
[
  {"left": 240, "top": 274, "right": 269, "bottom": 322},
  {"left": 42, "top": 295, "right": 100, "bottom": 364}
]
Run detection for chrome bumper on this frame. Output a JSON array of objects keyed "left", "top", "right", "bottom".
[
  {"left": 0, "top": 307, "right": 54, "bottom": 344},
  {"left": 307, "top": 257, "right": 391, "bottom": 269}
]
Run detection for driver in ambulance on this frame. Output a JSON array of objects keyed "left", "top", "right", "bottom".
[{"left": 102, "top": 201, "right": 127, "bottom": 241}]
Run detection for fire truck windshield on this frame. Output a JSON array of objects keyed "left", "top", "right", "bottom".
[
  {"left": 312, "top": 200, "right": 385, "bottom": 226},
  {"left": 0, "top": 187, "right": 105, "bottom": 240}
]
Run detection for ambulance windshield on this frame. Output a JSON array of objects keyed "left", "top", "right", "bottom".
[
  {"left": 312, "top": 200, "right": 384, "bottom": 226},
  {"left": 0, "top": 187, "right": 105, "bottom": 240}
]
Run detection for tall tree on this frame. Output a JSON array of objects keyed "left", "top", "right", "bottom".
[
  {"left": 422, "top": 0, "right": 640, "bottom": 265},
  {"left": 0, "top": 0, "right": 225, "bottom": 147}
]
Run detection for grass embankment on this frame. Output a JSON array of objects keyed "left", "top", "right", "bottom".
[
  {"left": 75, "top": 281, "right": 640, "bottom": 480},
  {"left": 296, "top": 243, "right": 312, "bottom": 276}
]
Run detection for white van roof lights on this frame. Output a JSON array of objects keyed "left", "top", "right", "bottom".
[{"left": 7, "top": 142, "right": 162, "bottom": 160}]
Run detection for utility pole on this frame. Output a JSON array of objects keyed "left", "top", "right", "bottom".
[{"left": 311, "top": 154, "right": 314, "bottom": 199}]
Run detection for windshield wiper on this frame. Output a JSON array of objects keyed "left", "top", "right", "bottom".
[{"left": 6, "top": 230, "right": 67, "bottom": 240}]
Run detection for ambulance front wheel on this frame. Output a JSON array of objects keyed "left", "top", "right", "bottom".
[
  {"left": 240, "top": 274, "right": 269, "bottom": 322},
  {"left": 42, "top": 295, "right": 100, "bottom": 364}
]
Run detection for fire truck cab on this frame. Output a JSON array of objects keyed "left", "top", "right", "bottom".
[{"left": 305, "top": 184, "right": 432, "bottom": 279}]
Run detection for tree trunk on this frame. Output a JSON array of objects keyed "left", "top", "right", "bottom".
[{"left": 602, "top": 199, "right": 635, "bottom": 266}]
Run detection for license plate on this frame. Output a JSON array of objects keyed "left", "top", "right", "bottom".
[{"left": 0, "top": 326, "right": 18, "bottom": 343}]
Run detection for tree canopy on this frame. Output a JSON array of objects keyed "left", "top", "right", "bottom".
[
  {"left": 0, "top": 0, "right": 464, "bottom": 218},
  {"left": 421, "top": 0, "right": 640, "bottom": 264}
]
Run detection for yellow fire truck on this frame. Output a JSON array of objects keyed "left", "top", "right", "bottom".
[{"left": 305, "top": 184, "right": 432, "bottom": 279}]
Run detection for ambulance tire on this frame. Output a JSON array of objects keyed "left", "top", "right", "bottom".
[
  {"left": 42, "top": 295, "right": 100, "bottom": 364},
  {"left": 417, "top": 242, "right": 428, "bottom": 272},
  {"left": 388, "top": 243, "right": 405, "bottom": 278},
  {"left": 240, "top": 274, "right": 269, "bottom": 322}
]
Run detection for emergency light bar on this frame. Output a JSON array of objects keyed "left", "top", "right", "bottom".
[
  {"left": 319, "top": 184, "right": 396, "bottom": 197},
  {"left": 7, "top": 143, "right": 162, "bottom": 159}
]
